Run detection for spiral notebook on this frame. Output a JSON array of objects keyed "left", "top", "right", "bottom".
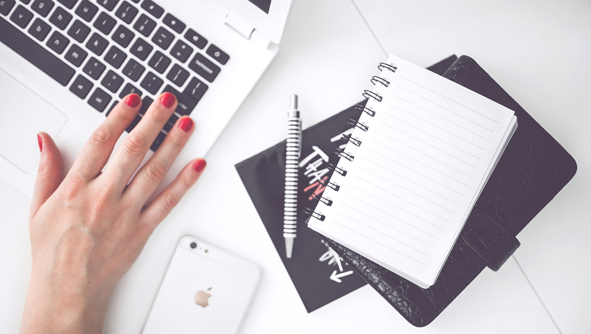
[{"left": 308, "top": 55, "right": 518, "bottom": 288}]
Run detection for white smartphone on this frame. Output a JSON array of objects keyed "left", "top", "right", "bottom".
[{"left": 142, "top": 236, "right": 261, "bottom": 334}]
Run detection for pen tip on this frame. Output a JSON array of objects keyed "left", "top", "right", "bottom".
[
  {"left": 291, "top": 94, "right": 298, "bottom": 110},
  {"left": 285, "top": 238, "right": 294, "bottom": 259}
]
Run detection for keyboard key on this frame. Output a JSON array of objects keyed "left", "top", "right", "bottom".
[
  {"left": 130, "top": 37, "right": 152, "bottom": 61},
  {"left": 115, "top": 1, "right": 137, "bottom": 24},
  {"left": 69, "top": 74, "right": 93, "bottom": 99},
  {"left": 163, "top": 13, "right": 185, "bottom": 34},
  {"left": 97, "top": 0, "right": 119, "bottom": 11},
  {"left": 49, "top": 7, "right": 72, "bottom": 30},
  {"left": 10, "top": 5, "right": 33, "bottom": 28},
  {"left": 20, "top": 0, "right": 32, "bottom": 4},
  {"left": 75, "top": 0, "right": 98, "bottom": 22},
  {"left": 162, "top": 85, "right": 196, "bottom": 116},
  {"left": 0, "top": 0, "right": 15, "bottom": 16},
  {"left": 125, "top": 114, "right": 142, "bottom": 133},
  {"left": 188, "top": 53, "right": 220, "bottom": 83},
  {"left": 150, "top": 131, "right": 166, "bottom": 151},
  {"left": 0, "top": 15, "right": 75, "bottom": 86},
  {"left": 101, "top": 70, "right": 124, "bottom": 93},
  {"left": 183, "top": 77, "right": 208, "bottom": 104},
  {"left": 88, "top": 87, "right": 112, "bottom": 112},
  {"left": 138, "top": 96, "right": 153, "bottom": 115},
  {"left": 163, "top": 113, "right": 178, "bottom": 132},
  {"left": 104, "top": 45, "right": 126, "bottom": 69},
  {"left": 67, "top": 19, "right": 90, "bottom": 43},
  {"left": 151, "top": 27, "right": 174, "bottom": 50},
  {"left": 28, "top": 18, "right": 51, "bottom": 42},
  {"left": 93, "top": 12, "right": 117, "bottom": 35},
  {"left": 46, "top": 31, "right": 70, "bottom": 54},
  {"left": 86, "top": 32, "right": 109, "bottom": 56},
  {"left": 64, "top": 44, "right": 87, "bottom": 67},
  {"left": 206, "top": 44, "right": 230, "bottom": 65},
  {"left": 141, "top": 0, "right": 163, "bottom": 19},
  {"left": 122, "top": 58, "right": 145, "bottom": 81},
  {"left": 106, "top": 100, "right": 118, "bottom": 116},
  {"left": 82, "top": 57, "right": 105, "bottom": 79},
  {"left": 31, "top": 0, "right": 54, "bottom": 17},
  {"left": 111, "top": 24, "right": 134, "bottom": 48},
  {"left": 133, "top": 14, "right": 156, "bottom": 37},
  {"left": 58, "top": 0, "right": 79, "bottom": 9},
  {"left": 140, "top": 71, "right": 163, "bottom": 95},
  {"left": 147, "top": 51, "right": 170, "bottom": 74},
  {"left": 184, "top": 28, "right": 207, "bottom": 49},
  {"left": 119, "top": 83, "right": 142, "bottom": 99},
  {"left": 170, "top": 40, "right": 193, "bottom": 63},
  {"left": 166, "top": 64, "right": 189, "bottom": 87}
]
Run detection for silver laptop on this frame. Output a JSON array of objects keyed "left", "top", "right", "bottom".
[{"left": 0, "top": 0, "right": 292, "bottom": 197}]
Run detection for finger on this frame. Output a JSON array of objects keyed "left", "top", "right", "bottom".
[
  {"left": 140, "top": 158, "right": 206, "bottom": 228},
  {"left": 125, "top": 116, "right": 194, "bottom": 204},
  {"left": 69, "top": 94, "right": 142, "bottom": 181},
  {"left": 30, "top": 133, "right": 63, "bottom": 220},
  {"left": 103, "top": 92, "right": 177, "bottom": 191}
]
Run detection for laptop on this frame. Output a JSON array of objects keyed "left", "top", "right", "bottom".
[{"left": 0, "top": 0, "right": 292, "bottom": 197}]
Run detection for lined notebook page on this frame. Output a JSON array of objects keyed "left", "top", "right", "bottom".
[{"left": 309, "top": 55, "right": 517, "bottom": 288}]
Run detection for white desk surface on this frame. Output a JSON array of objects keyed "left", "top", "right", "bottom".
[{"left": 1, "top": 0, "right": 589, "bottom": 333}]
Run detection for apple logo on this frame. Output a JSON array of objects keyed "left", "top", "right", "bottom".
[{"left": 194, "top": 288, "right": 212, "bottom": 307}]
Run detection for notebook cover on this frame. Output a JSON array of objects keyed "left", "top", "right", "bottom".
[
  {"left": 324, "top": 55, "right": 577, "bottom": 326},
  {"left": 235, "top": 56, "right": 459, "bottom": 312}
]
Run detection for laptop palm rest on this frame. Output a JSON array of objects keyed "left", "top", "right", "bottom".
[{"left": 0, "top": 69, "right": 67, "bottom": 175}]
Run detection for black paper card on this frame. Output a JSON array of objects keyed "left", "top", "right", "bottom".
[{"left": 236, "top": 104, "right": 367, "bottom": 313}]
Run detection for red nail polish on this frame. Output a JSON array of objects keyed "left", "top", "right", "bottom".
[
  {"left": 194, "top": 159, "right": 207, "bottom": 173},
  {"left": 126, "top": 94, "right": 141, "bottom": 108},
  {"left": 37, "top": 134, "right": 43, "bottom": 153},
  {"left": 179, "top": 117, "right": 194, "bottom": 132},
  {"left": 161, "top": 92, "right": 176, "bottom": 108}
]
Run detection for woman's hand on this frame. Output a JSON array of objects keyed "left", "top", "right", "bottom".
[{"left": 21, "top": 93, "right": 206, "bottom": 334}]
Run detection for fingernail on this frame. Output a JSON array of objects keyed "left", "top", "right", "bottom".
[
  {"left": 194, "top": 159, "right": 207, "bottom": 173},
  {"left": 37, "top": 134, "right": 43, "bottom": 153},
  {"left": 161, "top": 92, "right": 176, "bottom": 108},
  {"left": 126, "top": 94, "right": 141, "bottom": 108},
  {"left": 179, "top": 117, "right": 193, "bottom": 132}
]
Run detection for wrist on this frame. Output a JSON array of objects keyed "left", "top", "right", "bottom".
[{"left": 21, "top": 270, "right": 113, "bottom": 334}]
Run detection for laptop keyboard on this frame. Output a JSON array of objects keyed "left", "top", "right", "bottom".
[{"left": 0, "top": 0, "right": 230, "bottom": 151}]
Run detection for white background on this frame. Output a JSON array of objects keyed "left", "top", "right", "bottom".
[{"left": 1, "top": 0, "right": 589, "bottom": 333}]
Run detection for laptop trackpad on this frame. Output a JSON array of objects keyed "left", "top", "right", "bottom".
[{"left": 0, "top": 70, "right": 67, "bottom": 174}]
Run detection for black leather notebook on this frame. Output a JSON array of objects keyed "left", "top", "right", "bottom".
[{"left": 324, "top": 55, "right": 577, "bottom": 326}]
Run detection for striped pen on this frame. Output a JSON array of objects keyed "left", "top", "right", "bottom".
[{"left": 284, "top": 94, "right": 302, "bottom": 259}]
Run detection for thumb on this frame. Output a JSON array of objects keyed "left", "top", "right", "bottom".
[{"left": 30, "top": 133, "right": 63, "bottom": 220}]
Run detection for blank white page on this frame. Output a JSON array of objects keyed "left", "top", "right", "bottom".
[{"left": 309, "top": 55, "right": 516, "bottom": 288}]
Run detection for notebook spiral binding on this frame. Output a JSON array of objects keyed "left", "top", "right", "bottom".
[
  {"left": 371, "top": 75, "right": 390, "bottom": 88},
  {"left": 326, "top": 162, "right": 347, "bottom": 176},
  {"left": 335, "top": 148, "right": 355, "bottom": 162},
  {"left": 319, "top": 177, "right": 341, "bottom": 191},
  {"left": 348, "top": 118, "right": 370, "bottom": 132},
  {"left": 362, "top": 90, "right": 383, "bottom": 102},
  {"left": 342, "top": 134, "right": 362, "bottom": 147},
  {"left": 311, "top": 193, "right": 333, "bottom": 206},
  {"left": 354, "top": 104, "right": 376, "bottom": 117},
  {"left": 309, "top": 62, "right": 397, "bottom": 222},
  {"left": 303, "top": 207, "right": 325, "bottom": 221}
]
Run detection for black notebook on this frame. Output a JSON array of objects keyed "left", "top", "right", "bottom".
[{"left": 322, "top": 55, "right": 577, "bottom": 326}]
